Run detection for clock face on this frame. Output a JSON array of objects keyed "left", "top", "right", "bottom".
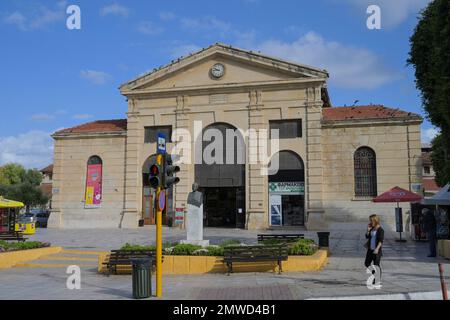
[{"left": 211, "top": 63, "right": 225, "bottom": 78}]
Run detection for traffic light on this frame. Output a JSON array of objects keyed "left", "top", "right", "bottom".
[
  {"left": 163, "top": 154, "right": 180, "bottom": 189},
  {"left": 149, "top": 157, "right": 163, "bottom": 189}
]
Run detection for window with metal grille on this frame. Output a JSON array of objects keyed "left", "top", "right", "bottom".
[
  {"left": 144, "top": 126, "right": 172, "bottom": 143},
  {"left": 269, "top": 119, "right": 302, "bottom": 139},
  {"left": 354, "top": 147, "right": 377, "bottom": 197}
]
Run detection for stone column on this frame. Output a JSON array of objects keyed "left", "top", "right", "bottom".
[
  {"left": 174, "top": 95, "right": 192, "bottom": 211},
  {"left": 305, "top": 87, "right": 328, "bottom": 230},
  {"left": 121, "top": 100, "right": 141, "bottom": 228},
  {"left": 47, "top": 138, "right": 64, "bottom": 228},
  {"left": 247, "top": 90, "right": 267, "bottom": 229}
]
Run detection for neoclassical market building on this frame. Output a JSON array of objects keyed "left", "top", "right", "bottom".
[{"left": 47, "top": 44, "right": 423, "bottom": 230}]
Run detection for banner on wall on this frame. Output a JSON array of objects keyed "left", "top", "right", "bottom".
[{"left": 85, "top": 164, "right": 102, "bottom": 208}]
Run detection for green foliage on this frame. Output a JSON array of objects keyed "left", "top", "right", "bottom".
[
  {"left": 218, "top": 239, "right": 241, "bottom": 247},
  {"left": 408, "top": 0, "right": 450, "bottom": 184},
  {"left": 0, "top": 241, "right": 50, "bottom": 252},
  {"left": 0, "top": 163, "right": 47, "bottom": 211},
  {"left": 120, "top": 243, "right": 156, "bottom": 251},
  {"left": 204, "top": 246, "right": 224, "bottom": 256},
  {"left": 288, "top": 239, "right": 317, "bottom": 256},
  {"left": 170, "top": 244, "right": 202, "bottom": 255},
  {"left": 261, "top": 238, "right": 284, "bottom": 246}
]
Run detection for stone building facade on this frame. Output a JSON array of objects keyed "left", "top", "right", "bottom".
[{"left": 48, "top": 44, "right": 422, "bottom": 230}]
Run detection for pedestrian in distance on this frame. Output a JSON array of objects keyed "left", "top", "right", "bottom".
[
  {"left": 422, "top": 208, "right": 437, "bottom": 257},
  {"left": 365, "top": 214, "right": 384, "bottom": 284}
]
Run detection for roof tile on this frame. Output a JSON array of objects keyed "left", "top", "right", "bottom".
[
  {"left": 54, "top": 119, "right": 127, "bottom": 135},
  {"left": 322, "top": 105, "right": 421, "bottom": 122}
]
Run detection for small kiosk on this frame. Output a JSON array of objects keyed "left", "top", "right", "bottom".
[{"left": 0, "top": 197, "right": 24, "bottom": 235}]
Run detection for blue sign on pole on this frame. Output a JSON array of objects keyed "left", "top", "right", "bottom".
[
  {"left": 159, "top": 190, "right": 166, "bottom": 211},
  {"left": 157, "top": 133, "right": 166, "bottom": 154}
]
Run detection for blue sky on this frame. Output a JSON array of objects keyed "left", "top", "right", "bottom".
[{"left": 0, "top": 0, "right": 437, "bottom": 168}]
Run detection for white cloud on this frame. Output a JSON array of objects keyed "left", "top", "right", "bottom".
[
  {"left": 31, "top": 113, "right": 56, "bottom": 121},
  {"left": 256, "top": 31, "right": 397, "bottom": 89},
  {"left": 421, "top": 127, "right": 439, "bottom": 143},
  {"left": 80, "top": 70, "right": 112, "bottom": 85},
  {"left": 100, "top": 3, "right": 130, "bottom": 17},
  {"left": 73, "top": 114, "right": 94, "bottom": 120},
  {"left": 137, "top": 21, "right": 164, "bottom": 35},
  {"left": 181, "top": 16, "right": 232, "bottom": 37},
  {"left": 3, "top": 1, "right": 66, "bottom": 31},
  {"left": 159, "top": 11, "right": 176, "bottom": 21},
  {"left": 342, "top": 0, "right": 432, "bottom": 28},
  {"left": 0, "top": 131, "right": 53, "bottom": 169}
]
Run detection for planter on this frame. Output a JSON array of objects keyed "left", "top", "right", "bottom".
[
  {"left": 98, "top": 250, "right": 328, "bottom": 275},
  {"left": 0, "top": 246, "right": 63, "bottom": 269}
]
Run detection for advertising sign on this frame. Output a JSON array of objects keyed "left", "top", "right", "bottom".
[
  {"left": 85, "top": 164, "right": 102, "bottom": 208},
  {"left": 269, "top": 194, "right": 282, "bottom": 226},
  {"left": 157, "top": 133, "right": 166, "bottom": 154},
  {"left": 175, "top": 208, "right": 185, "bottom": 225},
  {"left": 269, "top": 182, "right": 304, "bottom": 194}
]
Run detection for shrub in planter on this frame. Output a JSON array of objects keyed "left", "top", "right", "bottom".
[
  {"left": 205, "top": 246, "right": 224, "bottom": 256},
  {"left": 0, "top": 241, "right": 51, "bottom": 252},
  {"left": 288, "top": 239, "right": 317, "bottom": 256},
  {"left": 120, "top": 243, "right": 156, "bottom": 251},
  {"left": 170, "top": 244, "right": 202, "bottom": 255}
]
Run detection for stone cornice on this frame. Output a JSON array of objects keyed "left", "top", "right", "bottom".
[
  {"left": 122, "top": 78, "right": 327, "bottom": 99},
  {"left": 321, "top": 117, "right": 423, "bottom": 128},
  {"left": 52, "top": 131, "right": 127, "bottom": 139}
]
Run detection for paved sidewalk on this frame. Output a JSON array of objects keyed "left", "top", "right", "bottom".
[{"left": 0, "top": 228, "right": 449, "bottom": 300}]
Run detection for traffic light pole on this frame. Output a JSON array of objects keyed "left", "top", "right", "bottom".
[{"left": 156, "top": 186, "right": 163, "bottom": 298}]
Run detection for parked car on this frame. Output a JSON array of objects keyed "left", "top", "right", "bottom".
[{"left": 27, "top": 209, "right": 50, "bottom": 228}]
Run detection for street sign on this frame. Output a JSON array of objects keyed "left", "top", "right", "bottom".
[
  {"left": 158, "top": 190, "right": 166, "bottom": 211},
  {"left": 157, "top": 133, "right": 166, "bottom": 154}
]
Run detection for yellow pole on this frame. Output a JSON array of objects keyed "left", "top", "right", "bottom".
[{"left": 156, "top": 186, "right": 162, "bottom": 297}]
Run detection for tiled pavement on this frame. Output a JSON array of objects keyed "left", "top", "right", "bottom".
[{"left": 0, "top": 227, "right": 449, "bottom": 300}]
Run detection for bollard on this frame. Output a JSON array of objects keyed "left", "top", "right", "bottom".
[{"left": 438, "top": 263, "right": 448, "bottom": 300}]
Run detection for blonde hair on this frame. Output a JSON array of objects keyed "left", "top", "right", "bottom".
[{"left": 369, "top": 214, "right": 381, "bottom": 227}]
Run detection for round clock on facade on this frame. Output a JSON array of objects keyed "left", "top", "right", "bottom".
[{"left": 210, "top": 63, "right": 225, "bottom": 79}]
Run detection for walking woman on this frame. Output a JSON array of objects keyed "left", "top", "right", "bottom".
[{"left": 365, "top": 214, "right": 384, "bottom": 283}]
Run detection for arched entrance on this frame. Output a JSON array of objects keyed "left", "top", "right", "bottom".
[
  {"left": 268, "top": 151, "right": 305, "bottom": 227},
  {"left": 142, "top": 155, "right": 173, "bottom": 225},
  {"left": 195, "top": 122, "right": 246, "bottom": 228}
]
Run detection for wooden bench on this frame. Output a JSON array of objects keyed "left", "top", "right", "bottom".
[
  {"left": 223, "top": 245, "right": 288, "bottom": 275},
  {"left": 0, "top": 232, "right": 26, "bottom": 242},
  {"left": 103, "top": 250, "right": 158, "bottom": 275},
  {"left": 257, "top": 234, "right": 304, "bottom": 243}
]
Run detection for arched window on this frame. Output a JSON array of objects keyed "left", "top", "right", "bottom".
[
  {"left": 85, "top": 156, "right": 103, "bottom": 208},
  {"left": 354, "top": 147, "right": 377, "bottom": 197}
]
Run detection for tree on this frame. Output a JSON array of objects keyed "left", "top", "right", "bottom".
[
  {"left": 0, "top": 163, "right": 48, "bottom": 212},
  {"left": 408, "top": 0, "right": 450, "bottom": 186}
]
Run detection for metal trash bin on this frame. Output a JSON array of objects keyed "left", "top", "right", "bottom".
[
  {"left": 131, "top": 258, "right": 152, "bottom": 299},
  {"left": 317, "top": 232, "right": 330, "bottom": 247}
]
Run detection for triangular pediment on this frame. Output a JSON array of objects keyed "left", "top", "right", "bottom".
[{"left": 120, "top": 43, "right": 328, "bottom": 94}]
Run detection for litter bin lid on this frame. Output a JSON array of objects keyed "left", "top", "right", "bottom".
[{"left": 130, "top": 258, "right": 153, "bottom": 267}]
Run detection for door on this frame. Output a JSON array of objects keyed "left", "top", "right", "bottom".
[
  {"left": 142, "top": 187, "right": 154, "bottom": 225},
  {"left": 204, "top": 187, "right": 239, "bottom": 228}
]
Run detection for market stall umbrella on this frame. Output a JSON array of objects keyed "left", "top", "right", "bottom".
[
  {"left": 0, "top": 197, "right": 24, "bottom": 208},
  {"left": 372, "top": 186, "right": 422, "bottom": 242}
]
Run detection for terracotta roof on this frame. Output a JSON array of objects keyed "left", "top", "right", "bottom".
[
  {"left": 40, "top": 164, "right": 53, "bottom": 174},
  {"left": 54, "top": 119, "right": 127, "bottom": 135},
  {"left": 322, "top": 105, "right": 421, "bottom": 122},
  {"left": 423, "top": 178, "right": 440, "bottom": 192}
]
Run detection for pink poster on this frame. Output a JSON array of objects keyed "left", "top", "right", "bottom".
[{"left": 85, "top": 164, "right": 102, "bottom": 208}]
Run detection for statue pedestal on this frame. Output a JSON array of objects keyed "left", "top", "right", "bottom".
[{"left": 181, "top": 204, "right": 209, "bottom": 247}]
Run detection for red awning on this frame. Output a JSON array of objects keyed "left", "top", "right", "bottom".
[{"left": 372, "top": 186, "right": 422, "bottom": 203}]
